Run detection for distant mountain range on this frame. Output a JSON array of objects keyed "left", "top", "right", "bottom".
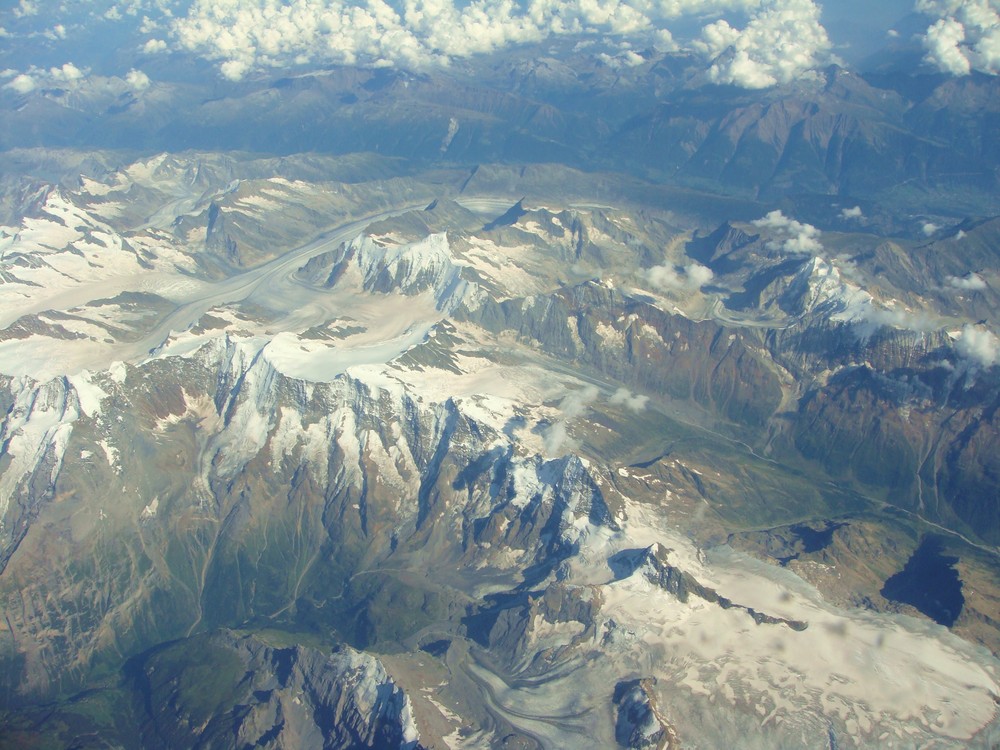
[{"left": 2, "top": 44, "right": 998, "bottom": 219}]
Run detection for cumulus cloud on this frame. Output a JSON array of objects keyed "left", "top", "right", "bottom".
[
  {"left": 694, "top": 0, "right": 832, "bottom": 88},
  {"left": 834, "top": 296, "right": 939, "bottom": 341},
  {"left": 863, "top": 305, "right": 937, "bottom": 333},
  {"left": 1, "top": 63, "right": 89, "bottom": 95},
  {"left": 49, "top": 62, "right": 85, "bottom": 84},
  {"left": 125, "top": 68, "right": 151, "bottom": 91},
  {"left": 157, "top": 0, "right": 832, "bottom": 85},
  {"left": 13, "top": 0, "right": 38, "bottom": 18},
  {"left": 609, "top": 387, "right": 649, "bottom": 411},
  {"left": 143, "top": 38, "right": 168, "bottom": 53},
  {"left": 648, "top": 261, "right": 714, "bottom": 291},
  {"left": 220, "top": 59, "right": 252, "bottom": 81},
  {"left": 139, "top": 16, "right": 161, "bottom": 34},
  {"left": 956, "top": 324, "right": 1000, "bottom": 366},
  {"left": 598, "top": 49, "right": 647, "bottom": 68},
  {"left": 922, "top": 221, "right": 941, "bottom": 236},
  {"left": 3, "top": 73, "right": 36, "bottom": 94},
  {"left": 947, "top": 272, "right": 987, "bottom": 289},
  {"left": 104, "top": 0, "right": 172, "bottom": 18},
  {"left": 752, "top": 209, "right": 822, "bottom": 253},
  {"left": 840, "top": 205, "right": 863, "bottom": 219},
  {"left": 923, "top": 17, "right": 972, "bottom": 74},
  {"left": 917, "top": 0, "right": 1000, "bottom": 76}
]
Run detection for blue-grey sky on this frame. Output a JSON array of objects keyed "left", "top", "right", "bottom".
[{"left": 820, "top": 0, "right": 913, "bottom": 60}]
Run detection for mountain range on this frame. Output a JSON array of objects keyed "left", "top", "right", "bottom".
[{"left": 1, "top": 26, "right": 1000, "bottom": 750}]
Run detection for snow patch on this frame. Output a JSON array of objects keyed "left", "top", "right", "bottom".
[
  {"left": 0, "top": 377, "right": 81, "bottom": 526},
  {"left": 67, "top": 371, "right": 108, "bottom": 418},
  {"left": 584, "top": 500, "right": 1000, "bottom": 743},
  {"left": 140, "top": 497, "right": 159, "bottom": 520},
  {"left": 97, "top": 439, "right": 120, "bottom": 473}
]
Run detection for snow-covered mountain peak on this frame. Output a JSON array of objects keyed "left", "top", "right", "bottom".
[
  {"left": 349, "top": 231, "right": 470, "bottom": 310},
  {"left": 784, "top": 254, "right": 873, "bottom": 318}
]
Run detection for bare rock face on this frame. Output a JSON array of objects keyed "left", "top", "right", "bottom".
[
  {"left": 613, "top": 678, "right": 678, "bottom": 750},
  {"left": 128, "top": 629, "right": 423, "bottom": 750}
]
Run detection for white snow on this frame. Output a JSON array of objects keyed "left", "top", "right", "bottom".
[
  {"left": 586, "top": 500, "right": 1000, "bottom": 743},
  {"left": 793, "top": 256, "right": 874, "bottom": 321},
  {"left": 594, "top": 321, "right": 625, "bottom": 348},
  {"left": 0, "top": 377, "right": 80, "bottom": 526},
  {"left": 206, "top": 340, "right": 281, "bottom": 477},
  {"left": 458, "top": 236, "right": 548, "bottom": 300},
  {"left": 511, "top": 462, "right": 546, "bottom": 510},
  {"left": 108, "top": 361, "right": 128, "bottom": 384},
  {"left": 97, "top": 439, "right": 119, "bottom": 473},
  {"left": 263, "top": 321, "right": 434, "bottom": 382},
  {"left": 67, "top": 371, "right": 108, "bottom": 418},
  {"left": 231, "top": 193, "right": 284, "bottom": 211},
  {"left": 140, "top": 497, "right": 159, "bottom": 520}
]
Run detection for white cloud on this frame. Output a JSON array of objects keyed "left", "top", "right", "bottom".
[
  {"left": 598, "top": 49, "right": 647, "bottom": 68},
  {"left": 125, "top": 68, "right": 151, "bottom": 91},
  {"left": 158, "top": 0, "right": 832, "bottom": 86},
  {"left": 3, "top": 73, "right": 35, "bottom": 94},
  {"left": 751, "top": 209, "right": 822, "bottom": 253},
  {"left": 956, "top": 324, "right": 1000, "bottom": 366},
  {"left": 609, "top": 387, "right": 649, "bottom": 411},
  {"left": 543, "top": 420, "right": 571, "bottom": 454},
  {"left": 220, "top": 59, "right": 252, "bottom": 81},
  {"left": 694, "top": 0, "right": 832, "bottom": 88},
  {"left": 923, "top": 17, "right": 972, "bottom": 74},
  {"left": 922, "top": 221, "right": 941, "bottom": 236},
  {"left": 947, "top": 272, "right": 987, "bottom": 290},
  {"left": 143, "top": 38, "right": 168, "bottom": 53},
  {"left": 544, "top": 384, "right": 599, "bottom": 454},
  {"left": 49, "top": 62, "right": 85, "bottom": 84},
  {"left": 648, "top": 261, "right": 714, "bottom": 291},
  {"left": 103, "top": 0, "right": 168, "bottom": 19},
  {"left": 560, "top": 384, "right": 599, "bottom": 418},
  {"left": 917, "top": 0, "right": 1000, "bottom": 75},
  {"left": 863, "top": 305, "right": 937, "bottom": 333},
  {"left": 840, "top": 205, "right": 863, "bottom": 219},
  {"left": 13, "top": 0, "right": 38, "bottom": 18},
  {"left": 1, "top": 63, "right": 90, "bottom": 95}
]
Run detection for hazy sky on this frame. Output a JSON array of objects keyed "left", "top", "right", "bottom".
[
  {"left": 819, "top": 0, "right": 914, "bottom": 59},
  {"left": 1, "top": 0, "right": 997, "bottom": 90}
]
